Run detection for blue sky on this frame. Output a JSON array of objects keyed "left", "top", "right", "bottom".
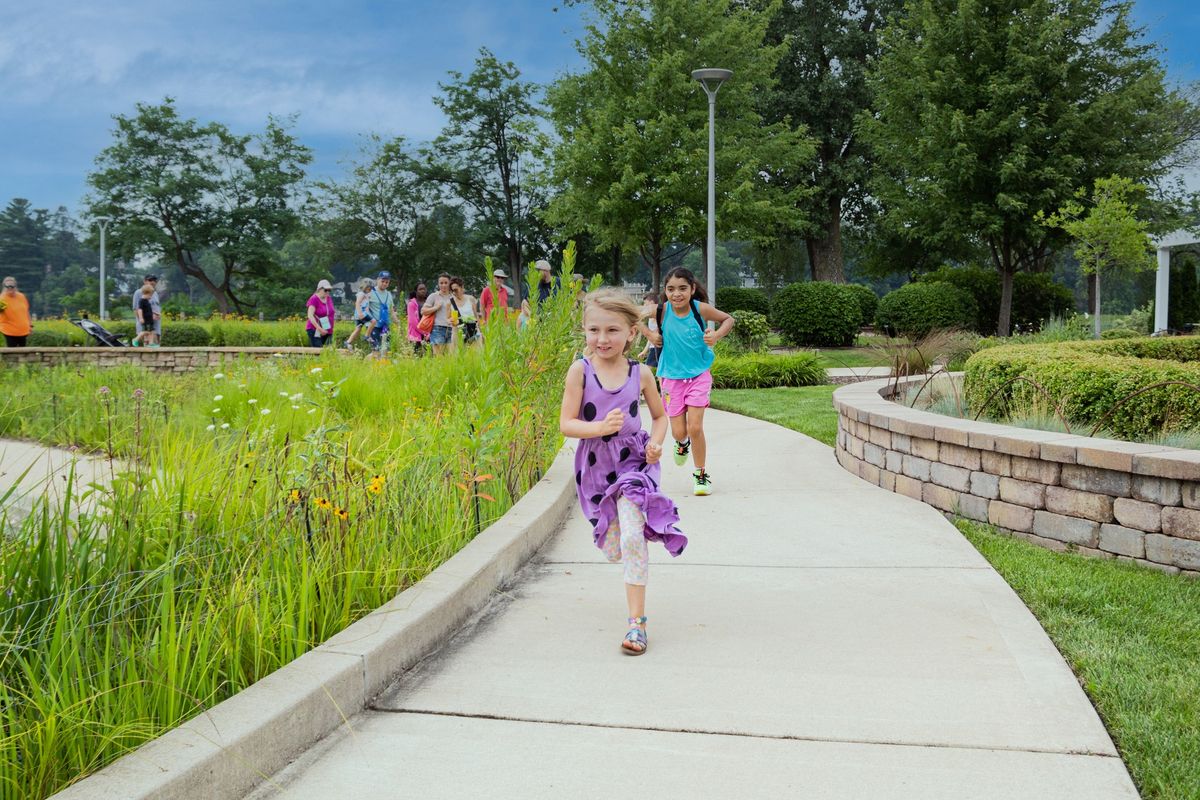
[{"left": 1, "top": 0, "right": 1198, "bottom": 214}]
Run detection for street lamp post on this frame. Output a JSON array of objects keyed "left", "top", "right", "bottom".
[
  {"left": 691, "top": 68, "right": 733, "bottom": 298},
  {"left": 95, "top": 216, "right": 112, "bottom": 320}
]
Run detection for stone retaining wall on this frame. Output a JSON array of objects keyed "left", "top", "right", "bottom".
[
  {"left": 833, "top": 375, "right": 1200, "bottom": 577},
  {"left": 0, "top": 347, "right": 322, "bottom": 372}
]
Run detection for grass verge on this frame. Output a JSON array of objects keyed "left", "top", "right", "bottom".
[
  {"left": 956, "top": 520, "right": 1200, "bottom": 800},
  {"left": 710, "top": 385, "right": 838, "bottom": 446}
]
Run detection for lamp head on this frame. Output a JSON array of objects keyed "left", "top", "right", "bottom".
[{"left": 692, "top": 68, "right": 733, "bottom": 94}]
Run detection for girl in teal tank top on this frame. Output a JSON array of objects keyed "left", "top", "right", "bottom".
[{"left": 642, "top": 267, "right": 734, "bottom": 496}]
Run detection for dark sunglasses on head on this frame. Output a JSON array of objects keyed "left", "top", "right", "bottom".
[{"left": 2, "top": 284, "right": 15, "bottom": 289}]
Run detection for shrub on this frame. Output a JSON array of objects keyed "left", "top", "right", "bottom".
[
  {"left": 772, "top": 281, "right": 862, "bottom": 347},
  {"left": 710, "top": 352, "right": 825, "bottom": 389},
  {"left": 844, "top": 284, "right": 878, "bottom": 327},
  {"left": 723, "top": 310, "right": 770, "bottom": 354},
  {"left": 1100, "top": 328, "right": 1141, "bottom": 340},
  {"left": 159, "top": 322, "right": 212, "bottom": 347},
  {"left": 24, "top": 329, "right": 73, "bottom": 347},
  {"left": 964, "top": 338, "right": 1200, "bottom": 439},
  {"left": 919, "top": 266, "right": 1073, "bottom": 334},
  {"left": 715, "top": 286, "right": 770, "bottom": 318},
  {"left": 875, "top": 282, "right": 977, "bottom": 338}
]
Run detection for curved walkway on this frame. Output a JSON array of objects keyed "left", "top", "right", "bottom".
[{"left": 250, "top": 410, "right": 1134, "bottom": 799}]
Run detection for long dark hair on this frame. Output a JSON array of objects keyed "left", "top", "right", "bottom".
[{"left": 660, "top": 267, "right": 709, "bottom": 305}]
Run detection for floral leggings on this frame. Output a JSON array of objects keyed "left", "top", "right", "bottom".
[{"left": 599, "top": 495, "right": 649, "bottom": 586}]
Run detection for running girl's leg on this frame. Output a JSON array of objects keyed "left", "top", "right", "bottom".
[
  {"left": 616, "top": 495, "right": 648, "bottom": 652},
  {"left": 669, "top": 412, "right": 688, "bottom": 445},
  {"left": 686, "top": 405, "right": 707, "bottom": 470}
]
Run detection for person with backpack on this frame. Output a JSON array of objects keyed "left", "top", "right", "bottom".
[
  {"left": 641, "top": 267, "right": 733, "bottom": 496},
  {"left": 365, "top": 271, "right": 395, "bottom": 356}
]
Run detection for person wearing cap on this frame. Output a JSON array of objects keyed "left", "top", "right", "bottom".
[
  {"left": 520, "top": 259, "right": 560, "bottom": 317},
  {"left": 0, "top": 276, "right": 33, "bottom": 347},
  {"left": 480, "top": 267, "right": 510, "bottom": 324},
  {"left": 305, "top": 279, "right": 337, "bottom": 347},
  {"left": 365, "top": 271, "right": 395, "bottom": 354},
  {"left": 132, "top": 274, "right": 161, "bottom": 341}
]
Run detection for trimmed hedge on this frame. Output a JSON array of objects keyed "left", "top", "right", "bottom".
[
  {"left": 715, "top": 286, "right": 770, "bottom": 318},
  {"left": 710, "top": 352, "right": 825, "bottom": 389},
  {"left": 844, "top": 284, "right": 879, "bottom": 328},
  {"left": 875, "top": 281, "right": 977, "bottom": 338},
  {"left": 772, "top": 282, "right": 862, "bottom": 347},
  {"left": 964, "top": 338, "right": 1200, "bottom": 440},
  {"left": 918, "top": 266, "right": 1074, "bottom": 334}
]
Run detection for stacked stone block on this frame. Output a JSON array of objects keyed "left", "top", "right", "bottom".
[
  {"left": 0, "top": 347, "right": 320, "bottom": 373},
  {"left": 834, "top": 377, "right": 1200, "bottom": 577}
]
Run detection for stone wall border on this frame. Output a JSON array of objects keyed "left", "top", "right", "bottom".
[
  {"left": 1, "top": 346, "right": 326, "bottom": 372},
  {"left": 834, "top": 375, "right": 1200, "bottom": 577}
]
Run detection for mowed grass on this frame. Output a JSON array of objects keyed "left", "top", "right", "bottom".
[
  {"left": 956, "top": 520, "right": 1200, "bottom": 800},
  {"left": 710, "top": 385, "right": 838, "bottom": 446},
  {"left": 713, "top": 386, "right": 1200, "bottom": 798}
]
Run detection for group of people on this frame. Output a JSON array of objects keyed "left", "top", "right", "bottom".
[
  {"left": 305, "top": 258, "right": 569, "bottom": 355},
  {"left": 560, "top": 266, "right": 733, "bottom": 656}
]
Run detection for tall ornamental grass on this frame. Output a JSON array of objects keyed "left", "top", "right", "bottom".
[{"left": 0, "top": 255, "right": 582, "bottom": 799}]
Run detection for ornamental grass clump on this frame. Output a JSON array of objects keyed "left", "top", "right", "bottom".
[{"left": 0, "top": 253, "right": 582, "bottom": 797}]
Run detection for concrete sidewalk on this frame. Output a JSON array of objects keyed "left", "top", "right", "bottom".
[
  {"left": 249, "top": 410, "right": 1137, "bottom": 799},
  {"left": 0, "top": 438, "right": 108, "bottom": 532}
]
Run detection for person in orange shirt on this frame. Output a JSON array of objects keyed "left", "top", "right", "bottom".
[
  {"left": 0, "top": 276, "right": 33, "bottom": 347},
  {"left": 479, "top": 267, "right": 510, "bottom": 323}
]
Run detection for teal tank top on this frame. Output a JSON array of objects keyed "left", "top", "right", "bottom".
[{"left": 657, "top": 300, "right": 714, "bottom": 379}]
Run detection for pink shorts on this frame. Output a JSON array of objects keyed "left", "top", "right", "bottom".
[{"left": 660, "top": 371, "right": 713, "bottom": 418}]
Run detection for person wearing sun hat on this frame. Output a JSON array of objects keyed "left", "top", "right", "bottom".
[
  {"left": 480, "top": 266, "right": 511, "bottom": 323},
  {"left": 520, "top": 258, "right": 560, "bottom": 317},
  {"left": 305, "top": 279, "right": 337, "bottom": 347}
]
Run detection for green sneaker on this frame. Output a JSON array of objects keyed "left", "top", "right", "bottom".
[
  {"left": 693, "top": 469, "right": 712, "bottom": 496},
  {"left": 673, "top": 439, "right": 691, "bottom": 466}
]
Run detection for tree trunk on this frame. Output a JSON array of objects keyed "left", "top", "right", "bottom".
[
  {"left": 998, "top": 266, "right": 1014, "bottom": 337},
  {"left": 507, "top": 241, "right": 522, "bottom": 307},
  {"left": 1093, "top": 271, "right": 1102, "bottom": 340},
  {"left": 611, "top": 246, "right": 621, "bottom": 287},
  {"left": 177, "top": 256, "right": 231, "bottom": 314},
  {"left": 807, "top": 195, "right": 846, "bottom": 283},
  {"left": 1086, "top": 272, "right": 1097, "bottom": 324}
]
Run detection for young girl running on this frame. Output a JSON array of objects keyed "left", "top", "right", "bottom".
[
  {"left": 644, "top": 267, "right": 733, "bottom": 496},
  {"left": 560, "top": 289, "right": 687, "bottom": 656}
]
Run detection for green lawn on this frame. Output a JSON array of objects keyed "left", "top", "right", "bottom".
[
  {"left": 958, "top": 520, "right": 1200, "bottom": 800},
  {"left": 710, "top": 385, "right": 838, "bottom": 446},
  {"left": 715, "top": 386, "right": 1200, "bottom": 798}
]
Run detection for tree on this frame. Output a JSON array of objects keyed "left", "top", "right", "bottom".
[
  {"left": 86, "top": 99, "right": 311, "bottom": 315},
  {"left": 1041, "top": 176, "right": 1155, "bottom": 337},
  {"left": 862, "top": 0, "right": 1190, "bottom": 335},
  {"left": 312, "top": 134, "right": 431, "bottom": 291},
  {"left": 0, "top": 199, "right": 49, "bottom": 292},
  {"left": 422, "top": 48, "right": 548, "bottom": 304},
  {"left": 545, "top": 0, "right": 815, "bottom": 292},
  {"left": 760, "top": 0, "right": 903, "bottom": 283}
]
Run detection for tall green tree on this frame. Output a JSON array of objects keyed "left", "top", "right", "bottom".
[
  {"left": 313, "top": 134, "right": 431, "bottom": 291},
  {"left": 862, "top": 0, "right": 1189, "bottom": 335},
  {"left": 760, "top": 0, "right": 903, "bottom": 283},
  {"left": 423, "top": 48, "right": 549, "bottom": 303},
  {"left": 86, "top": 99, "right": 311, "bottom": 315},
  {"left": 545, "top": 0, "right": 815, "bottom": 292},
  {"left": 0, "top": 199, "right": 49, "bottom": 291}
]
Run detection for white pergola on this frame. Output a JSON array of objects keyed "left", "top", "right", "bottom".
[{"left": 1152, "top": 229, "right": 1200, "bottom": 334}]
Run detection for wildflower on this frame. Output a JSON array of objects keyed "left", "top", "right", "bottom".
[
  {"left": 279, "top": 391, "right": 290, "bottom": 397},
  {"left": 307, "top": 408, "right": 317, "bottom": 415},
  {"left": 288, "top": 489, "right": 302, "bottom": 503},
  {"left": 206, "top": 424, "right": 216, "bottom": 431},
  {"left": 213, "top": 395, "right": 224, "bottom": 401},
  {"left": 248, "top": 398, "right": 257, "bottom": 404},
  {"left": 289, "top": 393, "right": 303, "bottom": 401},
  {"left": 212, "top": 408, "right": 221, "bottom": 414},
  {"left": 213, "top": 373, "right": 225, "bottom": 380},
  {"left": 310, "top": 367, "right": 323, "bottom": 374},
  {"left": 291, "top": 405, "right": 300, "bottom": 410},
  {"left": 313, "top": 496, "right": 332, "bottom": 510},
  {"left": 98, "top": 386, "right": 111, "bottom": 396},
  {"left": 367, "top": 475, "right": 384, "bottom": 495},
  {"left": 220, "top": 423, "right": 230, "bottom": 430},
  {"left": 133, "top": 388, "right": 145, "bottom": 399},
  {"left": 335, "top": 507, "right": 349, "bottom": 521},
  {"left": 261, "top": 408, "right": 271, "bottom": 415}
]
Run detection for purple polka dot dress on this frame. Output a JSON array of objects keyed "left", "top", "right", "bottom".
[{"left": 573, "top": 358, "right": 687, "bottom": 557}]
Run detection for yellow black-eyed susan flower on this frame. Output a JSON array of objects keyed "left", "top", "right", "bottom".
[
  {"left": 335, "top": 507, "right": 349, "bottom": 521},
  {"left": 288, "top": 489, "right": 302, "bottom": 504},
  {"left": 313, "top": 497, "right": 332, "bottom": 510}
]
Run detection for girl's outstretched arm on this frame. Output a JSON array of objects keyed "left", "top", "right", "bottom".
[
  {"left": 639, "top": 364, "right": 668, "bottom": 464},
  {"left": 560, "top": 360, "right": 623, "bottom": 439},
  {"left": 698, "top": 302, "right": 734, "bottom": 345}
]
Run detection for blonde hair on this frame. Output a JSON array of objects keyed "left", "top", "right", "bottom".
[
  {"left": 582, "top": 288, "right": 644, "bottom": 355},
  {"left": 141, "top": 284, "right": 154, "bottom": 296}
]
